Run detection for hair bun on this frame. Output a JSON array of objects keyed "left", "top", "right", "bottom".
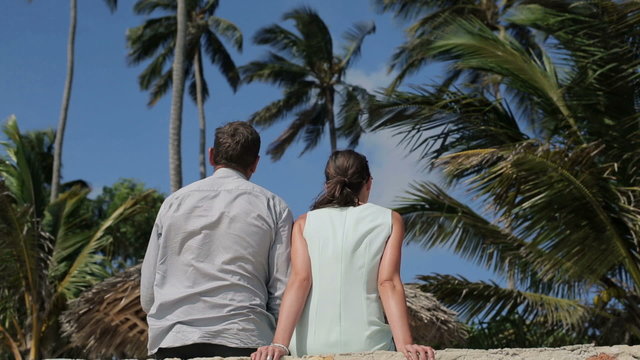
[{"left": 333, "top": 176, "right": 349, "bottom": 185}]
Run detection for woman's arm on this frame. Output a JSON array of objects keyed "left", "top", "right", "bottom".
[
  {"left": 378, "top": 211, "right": 435, "bottom": 360},
  {"left": 252, "top": 214, "right": 312, "bottom": 360}
]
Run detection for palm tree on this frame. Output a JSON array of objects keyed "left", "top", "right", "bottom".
[
  {"left": 0, "top": 117, "right": 151, "bottom": 359},
  {"left": 372, "top": 0, "right": 640, "bottom": 345},
  {"left": 46, "top": 0, "right": 118, "bottom": 202},
  {"left": 169, "top": 0, "right": 187, "bottom": 192},
  {"left": 240, "top": 7, "right": 375, "bottom": 160},
  {"left": 127, "top": 0, "right": 243, "bottom": 185},
  {"left": 374, "top": 0, "right": 543, "bottom": 98}
]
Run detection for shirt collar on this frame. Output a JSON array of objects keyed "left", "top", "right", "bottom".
[{"left": 212, "top": 167, "right": 248, "bottom": 180}]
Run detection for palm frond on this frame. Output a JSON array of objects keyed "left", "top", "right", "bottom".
[
  {"left": 202, "top": 30, "right": 240, "bottom": 91},
  {"left": 252, "top": 24, "right": 304, "bottom": 60},
  {"left": 419, "top": 274, "right": 589, "bottom": 328},
  {"left": 133, "top": 0, "right": 175, "bottom": 15},
  {"left": 338, "top": 21, "right": 376, "bottom": 72},
  {"left": 266, "top": 103, "right": 319, "bottom": 161},
  {"left": 337, "top": 85, "right": 372, "bottom": 148},
  {"left": 0, "top": 183, "right": 45, "bottom": 314},
  {"left": 103, "top": 0, "right": 117, "bottom": 13},
  {"left": 371, "top": 87, "right": 527, "bottom": 170},
  {"left": 52, "top": 191, "right": 153, "bottom": 300},
  {"left": 439, "top": 142, "right": 640, "bottom": 286},
  {"left": 240, "top": 52, "right": 310, "bottom": 87},
  {"left": 396, "top": 181, "right": 584, "bottom": 297},
  {"left": 426, "top": 18, "right": 582, "bottom": 141},
  {"left": 282, "top": 6, "right": 334, "bottom": 67},
  {"left": 126, "top": 16, "right": 176, "bottom": 65},
  {"left": 247, "top": 81, "right": 313, "bottom": 128},
  {"left": 148, "top": 70, "right": 173, "bottom": 107},
  {"left": 300, "top": 102, "right": 328, "bottom": 155},
  {"left": 208, "top": 16, "right": 243, "bottom": 52},
  {"left": 137, "top": 42, "right": 174, "bottom": 93},
  {"left": 0, "top": 116, "right": 48, "bottom": 218}
]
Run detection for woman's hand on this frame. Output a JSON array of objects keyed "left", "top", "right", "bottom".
[
  {"left": 400, "top": 344, "right": 436, "bottom": 360},
  {"left": 251, "top": 345, "right": 288, "bottom": 360}
]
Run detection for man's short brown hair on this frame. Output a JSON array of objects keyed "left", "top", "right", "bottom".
[{"left": 213, "top": 121, "right": 261, "bottom": 171}]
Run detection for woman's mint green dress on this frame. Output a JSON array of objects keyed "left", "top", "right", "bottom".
[{"left": 290, "top": 203, "right": 395, "bottom": 356}]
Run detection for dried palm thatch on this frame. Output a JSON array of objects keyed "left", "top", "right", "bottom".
[
  {"left": 62, "top": 267, "right": 467, "bottom": 358},
  {"left": 61, "top": 264, "right": 148, "bottom": 359},
  {"left": 404, "top": 283, "right": 467, "bottom": 348}
]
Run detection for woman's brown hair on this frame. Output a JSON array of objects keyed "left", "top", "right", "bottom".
[{"left": 311, "top": 150, "right": 371, "bottom": 210}]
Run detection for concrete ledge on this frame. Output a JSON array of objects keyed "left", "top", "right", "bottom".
[{"left": 197, "top": 345, "right": 640, "bottom": 360}]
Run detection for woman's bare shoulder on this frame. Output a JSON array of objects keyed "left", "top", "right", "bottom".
[{"left": 294, "top": 213, "right": 308, "bottom": 230}]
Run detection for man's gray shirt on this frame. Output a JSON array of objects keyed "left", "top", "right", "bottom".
[{"left": 141, "top": 168, "right": 293, "bottom": 354}]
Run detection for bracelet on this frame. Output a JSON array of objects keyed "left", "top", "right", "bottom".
[{"left": 270, "top": 343, "right": 290, "bottom": 355}]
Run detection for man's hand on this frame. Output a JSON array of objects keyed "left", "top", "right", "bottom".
[
  {"left": 251, "top": 345, "right": 288, "bottom": 360},
  {"left": 400, "top": 344, "right": 436, "bottom": 360}
]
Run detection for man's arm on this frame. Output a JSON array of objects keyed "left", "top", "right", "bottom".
[
  {"left": 266, "top": 206, "right": 294, "bottom": 320},
  {"left": 140, "top": 214, "right": 162, "bottom": 313}
]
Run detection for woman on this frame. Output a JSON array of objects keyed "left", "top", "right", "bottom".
[{"left": 252, "top": 150, "right": 435, "bottom": 360}]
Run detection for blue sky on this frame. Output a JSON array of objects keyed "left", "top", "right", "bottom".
[{"left": 1, "top": 0, "right": 495, "bottom": 283}]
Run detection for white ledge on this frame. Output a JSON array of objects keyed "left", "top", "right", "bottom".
[{"left": 174, "top": 345, "right": 640, "bottom": 360}]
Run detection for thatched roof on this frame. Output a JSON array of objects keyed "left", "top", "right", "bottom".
[
  {"left": 61, "top": 264, "right": 148, "bottom": 359},
  {"left": 404, "top": 283, "right": 467, "bottom": 347},
  {"left": 62, "top": 267, "right": 466, "bottom": 358}
]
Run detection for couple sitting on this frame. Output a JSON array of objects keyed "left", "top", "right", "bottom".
[{"left": 141, "top": 122, "right": 435, "bottom": 360}]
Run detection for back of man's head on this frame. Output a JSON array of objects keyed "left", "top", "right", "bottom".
[{"left": 213, "top": 121, "right": 261, "bottom": 172}]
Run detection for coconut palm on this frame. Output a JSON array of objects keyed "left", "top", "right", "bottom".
[
  {"left": 374, "top": 0, "right": 543, "bottom": 99},
  {"left": 44, "top": 0, "right": 118, "bottom": 202},
  {"left": 372, "top": 0, "right": 640, "bottom": 345},
  {"left": 127, "top": 0, "right": 242, "bottom": 186},
  {"left": 0, "top": 117, "right": 151, "bottom": 359},
  {"left": 240, "top": 7, "right": 375, "bottom": 160}
]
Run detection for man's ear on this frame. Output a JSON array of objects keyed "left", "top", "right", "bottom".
[
  {"left": 209, "top": 148, "right": 216, "bottom": 167},
  {"left": 250, "top": 155, "right": 260, "bottom": 174}
]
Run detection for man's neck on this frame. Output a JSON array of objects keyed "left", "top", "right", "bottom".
[{"left": 214, "top": 165, "right": 250, "bottom": 180}]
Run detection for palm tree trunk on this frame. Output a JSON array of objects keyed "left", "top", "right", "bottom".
[
  {"left": 0, "top": 323, "right": 22, "bottom": 360},
  {"left": 50, "top": 0, "right": 77, "bottom": 202},
  {"left": 169, "top": 0, "right": 187, "bottom": 192},
  {"left": 28, "top": 299, "right": 40, "bottom": 360},
  {"left": 325, "top": 88, "right": 337, "bottom": 152},
  {"left": 194, "top": 47, "right": 207, "bottom": 179}
]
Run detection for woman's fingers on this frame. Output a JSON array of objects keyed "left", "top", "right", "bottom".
[
  {"left": 252, "top": 345, "right": 287, "bottom": 360},
  {"left": 403, "top": 344, "right": 436, "bottom": 360},
  {"left": 402, "top": 345, "right": 415, "bottom": 360}
]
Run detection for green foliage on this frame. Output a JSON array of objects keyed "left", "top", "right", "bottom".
[
  {"left": 126, "top": 0, "right": 242, "bottom": 106},
  {"left": 0, "top": 118, "right": 155, "bottom": 358},
  {"left": 374, "top": 0, "right": 640, "bottom": 346},
  {"left": 464, "top": 314, "right": 589, "bottom": 349},
  {"left": 240, "top": 6, "right": 375, "bottom": 159},
  {"left": 91, "top": 178, "right": 165, "bottom": 269}
]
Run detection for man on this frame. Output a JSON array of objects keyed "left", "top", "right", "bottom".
[{"left": 141, "top": 121, "right": 293, "bottom": 359}]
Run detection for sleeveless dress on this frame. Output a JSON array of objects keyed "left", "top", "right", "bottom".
[{"left": 289, "top": 203, "right": 395, "bottom": 356}]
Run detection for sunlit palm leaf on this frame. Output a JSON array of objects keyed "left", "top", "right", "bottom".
[
  {"left": 52, "top": 191, "right": 153, "bottom": 300},
  {"left": 419, "top": 274, "right": 590, "bottom": 328},
  {"left": 439, "top": 142, "right": 640, "bottom": 286},
  {"left": 0, "top": 116, "right": 48, "bottom": 218},
  {"left": 426, "top": 18, "right": 582, "bottom": 140},
  {"left": 372, "top": 87, "right": 527, "bottom": 170}
]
